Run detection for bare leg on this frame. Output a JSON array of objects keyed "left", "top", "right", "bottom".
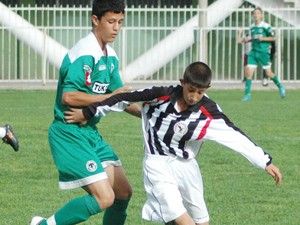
[
  {"left": 166, "top": 220, "right": 209, "bottom": 225},
  {"left": 263, "top": 68, "right": 274, "bottom": 78},
  {"left": 102, "top": 165, "right": 132, "bottom": 225},
  {"left": 196, "top": 222, "right": 209, "bottom": 225},
  {"left": 84, "top": 179, "right": 115, "bottom": 209},
  {"left": 244, "top": 66, "right": 255, "bottom": 79},
  {"left": 165, "top": 221, "right": 175, "bottom": 225},
  {"left": 172, "top": 212, "right": 196, "bottom": 225},
  {"left": 105, "top": 165, "right": 132, "bottom": 199}
]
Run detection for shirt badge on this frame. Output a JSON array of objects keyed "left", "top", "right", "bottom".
[
  {"left": 174, "top": 121, "right": 188, "bottom": 135},
  {"left": 83, "top": 65, "right": 92, "bottom": 86}
]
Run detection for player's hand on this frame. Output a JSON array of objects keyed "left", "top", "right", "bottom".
[
  {"left": 64, "top": 108, "right": 87, "bottom": 125},
  {"left": 258, "top": 36, "right": 264, "bottom": 41},
  {"left": 113, "top": 86, "right": 132, "bottom": 95},
  {"left": 265, "top": 163, "right": 282, "bottom": 185}
]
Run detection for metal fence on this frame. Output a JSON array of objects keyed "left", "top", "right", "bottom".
[
  {"left": 0, "top": 5, "right": 299, "bottom": 85},
  {"left": 1, "top": 0, "right": 197, "bottom": 7}
]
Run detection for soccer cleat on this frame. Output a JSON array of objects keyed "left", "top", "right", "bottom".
[
  {"left": 242, "top": 93, "right": 251, "bottom": 102},
  {"left": 262, "top": 78, "right": 268, "bottom": 86},
  {"left": 2, "top": 124, "right": 19, "bottom": 152},
  {"left": 279, "top": 85, "right": 286, "bottom": 98},
  {"left": 30, "top": 216, "right": 45, "bottom": 225}
]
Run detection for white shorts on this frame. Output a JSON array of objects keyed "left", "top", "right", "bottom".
[{"left": 142, "top": 154, "right": 209, "bottom": 223}]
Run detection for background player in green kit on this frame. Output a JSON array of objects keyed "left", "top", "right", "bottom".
[
  {"left": 30, "top": 0, "right": 140, "bottom": 224},
  {"left": 241, "top": 7, "right": 286, "bottom": 101}
]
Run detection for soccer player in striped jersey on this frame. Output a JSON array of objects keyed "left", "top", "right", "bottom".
[
  {"left": 30, "top": 1, "right": 140, "bottom": 225},
  {"left": 242, "top": 7, "right": 285, "bottom": 101},
  {"left": 65, "top": 61, "right": 282, "bottom": 225}
]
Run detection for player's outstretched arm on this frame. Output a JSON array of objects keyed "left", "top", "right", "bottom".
[
  {"left": 125, "top": 103, "right": 141, "bottom": 118},
  {"left": 265, "top": 163, "right": 282, "bottom": 185},
  {"left": 258, "top": 36, "right": 275, "bottom": 42},
  {"left": 62, "top": 86, "right": 132, "bottom": 107}
]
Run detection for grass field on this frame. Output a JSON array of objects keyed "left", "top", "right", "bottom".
[{"left": 0, "top": 89, "right": 299, "bottom": 225}]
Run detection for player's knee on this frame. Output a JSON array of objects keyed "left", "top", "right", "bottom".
[
  {"left": 115, "top": 184, "right": 133, "bottom": 200},
  {"left": 264, "top": 69, "right": 273, "bottom": 77},
  {"left": 122, "top": 184, "right": 133, "bottom": 199},
  {"left": 245, "top": 68, "right": 253, "bottom": 78},
  {"left": 94, "top": 189, "right": 115, "bottom": 209}
]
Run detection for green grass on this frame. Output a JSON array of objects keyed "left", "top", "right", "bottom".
[{"left": 0, "top": 89, "right": 299, "bottom": 225}]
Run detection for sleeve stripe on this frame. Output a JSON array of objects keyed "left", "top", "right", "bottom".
[
  {"left": 157, "top": 95, "right": 170, "bottom": 101},
  {"left": 197, "top": 106, "right": 212, "bottom": 140}
]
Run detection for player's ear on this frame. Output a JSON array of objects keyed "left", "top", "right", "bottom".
[{"left": 91, "top": 15, "right": 99, "bottom": 27}]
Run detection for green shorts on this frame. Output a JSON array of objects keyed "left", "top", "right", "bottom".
[
  {"left": 48, "top": 121, "right": 121, "bottom": 190},
  {"left": 247, "top": 50, "right": 271, "bottom": 69}
]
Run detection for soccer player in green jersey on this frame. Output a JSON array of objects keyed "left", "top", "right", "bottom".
[
  {"left": 237, "top": 29, "right": 275, "bottom": 86},
  {"left": 241, "top": 7, "right": 286, "bottom": 101},
  {"left": 30, "top": 1, "right": 140, "bottom": 225}
]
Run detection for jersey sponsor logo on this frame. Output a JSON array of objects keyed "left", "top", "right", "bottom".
[
  {"left": 83, "top": 65, "right": 92, "bottom": 86},
  {"left": 174, "top": 121, "right": 188, "bottom": 135},
  {"left": 86, "top": 160, "right": 97, "bottom": 172},
  {"left": 98, "top": 64, "right": 106, "bottom": 71},
  {"left": 92, "top": 82, "right": 109, "bottom": 94}
]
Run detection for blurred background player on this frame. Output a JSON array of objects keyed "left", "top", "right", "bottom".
[
  {"left": 237, "top": 29, "right": 276, "bottom": 86},
  {"left": 65, "top": 61, "right": 283, "bottom": 225},
  {"left": 0, "top": 124, "right": 19, "bottom": 151},
  {"left": 242, "top": 7, "right": 285, "bottom": 101},
  {"left": 30, "top": 0, "right": 140, "bottom": 225}
]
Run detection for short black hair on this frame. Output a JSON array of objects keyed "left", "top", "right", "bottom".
[
  {"left": 92, "top": 0, "right": 125, "bottom": 19},
  {"left": 252, "top": 7, "right": 263, "bottom": 14},
  {"left": 182, "top": 62, "right": 212, "bottom": 88}
]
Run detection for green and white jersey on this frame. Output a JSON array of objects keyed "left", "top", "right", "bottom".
[
  {"left": 250, "top": 21, "right": 274, "bottom": 53},
  {"left": 53, "top": 32, "right": 123, "bottom": 127}
]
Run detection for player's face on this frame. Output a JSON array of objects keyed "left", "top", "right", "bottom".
[
  {"left": 92, "top": 11, "right": 124, "bottom": 47},
  {"left": 252, "top": 9, "right": 263, "bottom": 23},
  {"left": 181, "top": 82, "right": 207, "bottom": 106}
]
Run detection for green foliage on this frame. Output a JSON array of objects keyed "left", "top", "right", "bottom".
[{"left": 0, "top": 89, "right": 299, "bottom": 224}]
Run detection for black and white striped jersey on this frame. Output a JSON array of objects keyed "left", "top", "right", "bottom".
[{"left": 83, "top": 85, "right": 272, "bottom": 169}]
